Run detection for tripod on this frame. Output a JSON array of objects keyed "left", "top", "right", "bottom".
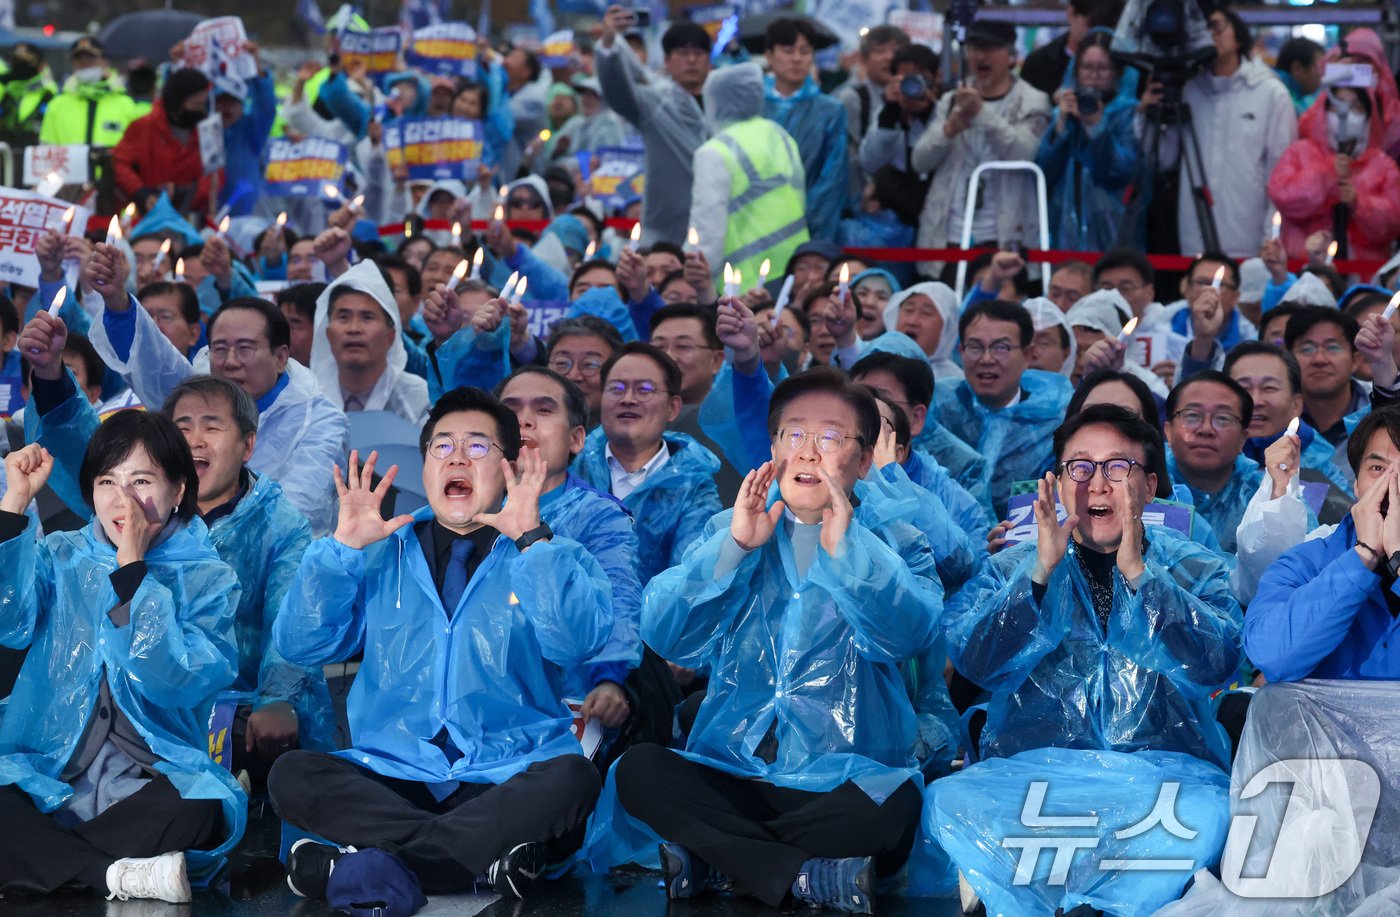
[{"left": 1120, "top": 84, "right": 1221, "bottom": 254}]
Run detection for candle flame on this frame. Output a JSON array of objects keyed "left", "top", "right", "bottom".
[
  {"left": 323, "top": 184, "right": 341, "bottom": 199},
  {"left": 538, "top": 129, "right": 551, "bottom": 142},
  {"left": 839, "top": 263, "right": 849, "bottom": 284},
  {"left": 159, "top": 238, "right": 172, "bottom": 255},
  {"left": 759, "top": 258, "right": 771, "bottom": 277},
  {"left": 472, "top": 247, "right": 484, "bottom": 268},
  {"left": 276, "top": 211, "right": 287, "bottom": 227},
  {"left": 49, "top": 286, "right": 66, "bottom": 312},
  {"left": 494, "top": 203, "right": 505, "bottom": 222},
  {"left": 350, "top": 194, "right": 365, "bottom": 210},
  {"left": 687, "top": 226, "right": 699, "bottom": 247},
  {"left": 451, "top": 259, "right": 469, "bottom": 282},
  {"left": 1212, "top": 265, "right": 1225, "bottom": 286},
  {"left": 1122, "top": 316, "right": 1139, "bottom": 337},
  {"left": 723, "top": 263, "right": 733, "bottom": 285},
  {"left": 452, "top": 221, "right": 463, "bottom": 239},
  {"left": 404, "top": 221, "right": 413, "bottom": 238},
  {"left": 584, "top": 240, "right": 596, "bottom": 260},
  {"left": 1272, "top": 212, "right": 1281, "bottom": 228},
  {"left": 218, "top": 215, "right": 231, "bottom": 234},
  {"left": 514, "top": 276, "right": 528, "bottom": 301},
  {"left": 108, "top": 215, "right": 122, "bottom": 242},
  {"left": 1328, "top": 240, "right": 1339, "bottom": 259},
  {"left": 630, "top": 223, "right": 641, "bottom": 242},
  {"left": 734, "top": 268, "right": 742, "bottom": 288},
  {"left": 63, "top": 206, "right": 76, "bottom": 224},
  {"left": 124, "top": 202, "right": 136, "bottom": 219},
  {"left": 1286, "top": 416, "right": 1300, "bottom": 436},
  {"left": 175, "top": 257, "right": 185, "bottom": 277}
]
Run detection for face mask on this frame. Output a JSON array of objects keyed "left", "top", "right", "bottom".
[
  {"left": 170, "top": 107, "right": 206, "bottom": 129},
  {"left": 1327, "top": 106, "right": 1369, "bottom": 151},
  {"left": 7, "top": 60, "right": 37, "bottom": 82},
  {"left": 73, "top": 66, "right": 104, "bottom": 83}
]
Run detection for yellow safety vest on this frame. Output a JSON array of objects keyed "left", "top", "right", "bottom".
[{"left": 705, "top": 117, "right": 809, "bottom": 293}]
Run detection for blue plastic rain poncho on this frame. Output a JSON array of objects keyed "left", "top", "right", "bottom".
[
  {"left": 933, "top": 369, "right": 1074, "bottom": 520},
  {"left": 763, "top": 74, "right": 848, "bottom": 242},
  {"left": 583, "top": 503, "right": 943, "bottom": 872},
  {"left": 1166, "top": 450, "right": 1263, "bottom": 554},
  {"left": 23, "top": 371, "right": 335, "bottom": 750},
  {"left": 273, "top": 506, "right": 613, "bottom": 785},
  {"left": 130, "top": 192, "right": 205, "bottom": 247},
  {"left": 571, "top": 428, "right": 722, "bottom": 585},
  {"left": 947, "top": 527, "right": 1243, "bottom": 768},
  {"left": 926, "top": 746, "right": 1231, "bottom": 916},
  {"left": 1247, "top": 513, "right": 1400, "bottom": 681},
  {"left": 1242, "top": 418, "right": 1352, "bottom": 497},
  {"left": 0, "top": 514, "right": 247, "bottom": 878},
  {"left": 566, "top": 286, "right": 639, "bottom": 343},
  {"left": 900, "top": 446, "right": 994, "bottom": 541},
  {"left": 543, "top": 474, "right": 644, "bottom": 695},
  {"left": 1035, "top": 87, "right": 1140, "bottom": 251},
  {"left": 426, "top": 314, "right": 511, "bottom": 404},
  {"left": 89, "top": 296, "right": 349, "bottom": 536}
]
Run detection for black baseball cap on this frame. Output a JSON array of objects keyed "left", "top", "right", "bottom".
[{"left": 966, "top": 20, "right": 1016, "bottom": 48}]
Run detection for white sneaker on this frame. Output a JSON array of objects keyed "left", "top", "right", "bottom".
[{"left": 104, "top": 851, "right": 192, "bottom": 904}]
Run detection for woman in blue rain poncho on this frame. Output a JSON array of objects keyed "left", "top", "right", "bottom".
[
  {"left": 1035, "top": 31, "right": 1141, "bottom": 252},
  {"left": 926, "top": 406, "right": 1243, "bottom": 917},
  {"left": 586, "top": 369, "right": 942, "bottom": 914},
  {"left": 0, "top": 412, "right": 244, "bottom": 902}
]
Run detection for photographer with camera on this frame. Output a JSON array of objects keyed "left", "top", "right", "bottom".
[
  {"left": 910, "top": 17, "right": 1050, "bottom": 280},
  {"left": 1037, "top": 31, "right": 1140, "bottom": 251},
  {"left": 858, "top": 44, "right": 942, "bottom": 228}
]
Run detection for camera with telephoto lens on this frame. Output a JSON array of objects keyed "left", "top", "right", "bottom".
[
  {"left": 1111, "top": 0, "right": 1216, "bottom": 113},
  {"left": 900, "top": 73, "right": 930, "bottom": 99},
  {"left": 1074, "top": 88, "right": 1103, "bottom": 116}
]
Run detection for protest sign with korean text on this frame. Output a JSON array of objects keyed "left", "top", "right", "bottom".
[
  {"left": 0, "top": 187, "right": 92, "bottom": 288},
  {"left": 405, "top": 22, "right": 479, "bottom": 78},
  {"left": 184, "top": 17, "right": 258, "bottom": 80},
  {"left": 22, "top": 145, "right": 90, "bottom": 188},
  {"left": 339, "top": 27, "right": 405, "bottom": 77},
  {"left": 384, "top": 117, "right": 484, "bottom": 182},
  {"left": 540, "top": 29, "right": 576, "bottom": 68},
  {"left": 889, "top": 10, "right": 944, "bottom": 50},
  {"left": 265, "top": 137, "right": 349, "bottom": 197},
  {"left": 588, "top": 146, "right": 646, "bottom": 211}
]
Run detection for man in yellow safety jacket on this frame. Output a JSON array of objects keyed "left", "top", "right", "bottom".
[
  {"left": 689, "top": 62, "right": 809, "bottom": 296},
  {"left": 38, "top": 37, "right": 140, "bottom": 148}
]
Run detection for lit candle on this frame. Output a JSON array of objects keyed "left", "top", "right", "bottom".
[
  {"left": 512, "top": 275, "right": 528, "bottom": 306},
  {"left": 723, "top": 262, "right": 736, "bottom": 300},
  {"left": 501, "top": 270, "right": 520, "bottom": 302},
  {"left": 470, "top": 247, "right": 483, "bottom": 280},
  {"left": 584, "top": 240, "right": 596, "bottom": 261},
  {"left": 1116, "top": 315, "right": 1139, "bottom": 343},
  {"left": 1327, "top": 240, "right": 1338, "bottom": 265},
  {"left": 771, "top": 274, "right": 795, "bottom": 322},
  {"left": 452, "top": 221, "right": 463, "bottom": 248},
  {"left": 1270, "top": 212, "right": 1281, "bottom": 241},
  {"left": 836, "top": 263, "right": 849, "bottom": 304},
  {"left": 686, "top": 226, "right": 699, "bottom": 254},
  {"left": 1384, "top": 290, "right": 1400, "bottom": 321},
  {"left": 757, "top": 258, "right": 771, "bottom": 290},
  {"left": 1285, "top": 416, "right": 1300, "bottom": 437},
  {"left": 105, "top": 215, "right": 121, "bottom": 247},
  {"left": 323, "top": 184, "right": 341, "bottom": 201},
  {"left": 628, "top": 223, "right": 641, "bottom": 254},
  {"left": 451, "top": 258, "right": 469, "bottom": 285},
  {"left": 46, "top": 285, "right": 66, "bottom": 317},
  {"left": 38, "top": 171, "right": 62, "bottom": 197},
  {"left": 276, "top": 211, "right": 288, "bottom": 229},
  {"left": 217, "top": 214, "right": 231, "bottom": 241},
  {"left": 404, "top": 221, "right": 414, "bottom": 239},
  {"left": 62, "top": 206, "right": 76, "bottom": 235},
  {"left": 538, "top": 129, "right": 551, "bottom": 143},
  {"left": 1211, "top": 265, "right": 1225, "bottom": 290},
  {"left": 494, "top": 202, "right": 505, "bottom": 222},
  {"left": 154, "top": 238, "right": 172, "bottom": 273},
  {"left": 349, "top": 194, "right": 365, "bottom": 212},
  {"left": 175, "top": 258, "right": 186, "bottom": 284}
]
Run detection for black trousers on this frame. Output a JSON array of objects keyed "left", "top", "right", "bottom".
[
  {"left": 0, "top": 778, "right": 222, "bottom": 897},
  {"left": 615, "top": 743, "right": 922, "bottom": 907},
  {"left": 267, "top": 750, "right": 601, "bottom": 894}
]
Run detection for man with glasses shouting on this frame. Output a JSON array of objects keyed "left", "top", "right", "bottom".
[
  {"left": 933, "top": 299, "right": 1073, "bottom": 520},
  {"left": 929, "top": 404, "right": 1241, "bottom": 916},
  {"left": 268, "top": 387, "right": 613, "bottom": 905},
  {"left": 84, "top": 243, "right": 347, "bottom": 535},
  {"left": 597, "top": 367, "right": 941, "bottom": 914},
  {"left": 571, "top": 342, "right": 721, "bottom": 585},
  {"left": 1164, "top": 370, "right": 1263, "bottom": 552}
]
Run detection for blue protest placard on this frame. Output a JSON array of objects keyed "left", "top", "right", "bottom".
[
  {"left": 339, "top": 27, "right": 404, "bottom": 77},
  {"left": 588, "top": 146, "right": 646, "bottom": 211},
  {"left": 406, "top": 22, "right": 479, "bottom": 78},
  {"left": 264, "top": 136, "right": 348, "bottom": 197},
  {"left": 384, "top": 117, "right": 484, "bottom": 182},
  {"left": 526, "top": 300, "right": 571, "bottom": 339}
]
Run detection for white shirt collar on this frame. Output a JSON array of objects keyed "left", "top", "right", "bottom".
[{"left": 605, "top": 440, "right": 671, "bottom": 499}]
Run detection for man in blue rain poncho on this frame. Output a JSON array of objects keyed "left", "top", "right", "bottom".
[
  {"left": 494, "top": 366, "right": 652, "bottom": 762},
  {"left": 19, "top": 309, "right": 333, "bottom": 780},
  {"left": 590, "top": 368, "right": 942, "bottom": 914},
  {"left": 1164, "top": 371, "right": 1263, "bottom": 553},
  {"left": 1248, "top": 408, "right": 1400, "bottom": 680},
  {"left": 0, "top": 415, "right": 244, "bottom": 903},
  {"left": 932, "top": 299, "right": 1074, "bottom": 520},
  {"left": 267, "top": 387, "right": 612, "bottom": 904},
  {"left": 571, "top": 343, "right": 722, "bottom": 585},
  {"left": 929, "top": 405, "right": 1244, "bottom": 917},
  {"left": 83, "top": 244, "right": 348, "bottom": 536}
]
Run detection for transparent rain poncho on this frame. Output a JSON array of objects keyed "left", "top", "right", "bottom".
[
  {"left": 0, "top": 514, "right": 247, "bottom": 880},
  {"left": 273, "top": 509, "right": 613, "bottom": 785}
]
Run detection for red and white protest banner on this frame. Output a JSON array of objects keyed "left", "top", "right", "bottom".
[{"left": 0, "top": 188, "right": 91, "bottom": 288}]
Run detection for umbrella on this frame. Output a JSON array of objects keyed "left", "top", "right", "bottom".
[
  {"left": 97, "top": 9, "right": 205, "bottom": 62},
  {"left": 737, "top": 12, "right": 840, "bottom": 54}
]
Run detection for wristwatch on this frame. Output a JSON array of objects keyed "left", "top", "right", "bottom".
[
  {"left": 514, "top": 522, "right": 553, "bottom": 553},
  {"left": 1387, "top": 550, "right": 1400, "bottom": 580}
]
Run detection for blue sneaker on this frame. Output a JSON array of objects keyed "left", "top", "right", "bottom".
[
  {"left": 659, "top": 843, "right": 732, "bottom": 899},
  {"left": 790, "top": 856, "right": 875, "bottom": 914}
]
